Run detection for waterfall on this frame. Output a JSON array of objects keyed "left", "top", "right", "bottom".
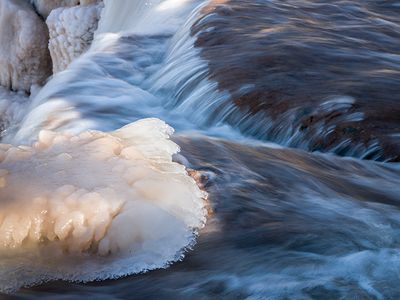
[{"left": 0, "top": 0, "right": 209, "bottom": 292}]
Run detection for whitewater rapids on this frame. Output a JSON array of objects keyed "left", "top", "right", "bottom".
[
  {"left": 1, "top": 0, "right": 400, "bottom": 298},
  {"left": 0, "top": 0, "right": 211, "bottom": 293}
]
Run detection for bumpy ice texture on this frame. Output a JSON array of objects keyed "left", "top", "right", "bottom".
[
  {"left": 30, "top": 0, "right": 102, "bottom": 18},
  {"left": 0, "top": 118, "right": 206, "bottom": 292},
  {"left": 0, "top": 0, "right": 51, "bottom": 92},
  {"left": 47, "top": 3, "right": 102, "bottom": 73}
]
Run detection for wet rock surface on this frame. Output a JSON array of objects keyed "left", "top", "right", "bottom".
[{"left": 192, "top": 0, "right": 400, "bottom": 161}]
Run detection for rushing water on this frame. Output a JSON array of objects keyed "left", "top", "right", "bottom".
[{"left": 0, "top": 0, "right": 400, "bottom": 299}]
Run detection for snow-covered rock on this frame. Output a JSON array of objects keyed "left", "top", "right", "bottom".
[
  {"left": 0, "top": 0, "right": 51, "bottom": 92},
  {"left": 30, "top": 0, "right": 102, "bottom": 19},
  {"left": 0, "top": 118, "right": 206, "bottom": 292},
  {"left": 80, "top": 0, "right": 101, "bottom": 5},
  {"left": 47, "top": 3, "right": 102, "bottom": 73}
]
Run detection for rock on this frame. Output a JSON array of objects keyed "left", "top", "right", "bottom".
[
  {"left": 80, "top": 0, "right": 102, "bottom": 5},
  {"left": 0, "top": 0, "right": 52, "bottom": 92},
  {"left": 30, "top": 0, "right": 79, "bottom": 19},
  {"left": 30, "top": 0, "right": 102, "bottom": 19},
  {"left": 47, "top": 3, "right": 102, "bottom": 73}
]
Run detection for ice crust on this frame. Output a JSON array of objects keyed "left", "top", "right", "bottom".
[
  {"left": 0, "top": 0, "right": 51, "bottom": 92},
  {"left": 47, "top": 3, "right": 102, "bottom": 73},
  {"left": 0, "top": 118, "right": 206, "bottom": 292}
]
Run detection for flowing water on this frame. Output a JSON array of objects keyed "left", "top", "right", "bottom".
[{"left": 0, "top": 0, "right": 400, "bottom": 299}]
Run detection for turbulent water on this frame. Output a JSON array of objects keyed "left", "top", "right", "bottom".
[{"left": 0, "top": 0, "right": 400, "bottom": 299}]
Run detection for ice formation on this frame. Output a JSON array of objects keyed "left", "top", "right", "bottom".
[
  {"left": 0, "top": 118, "right": 206, "bottom": 291},
  {"left": 0, "top": 0, "right": 51, "bottom": 92},
  {"left": 0, "top": 87, "right": 31, "bottom": 138},
  {"left": 30, "top": 0, "right": 101, "bottom": 19},
  {"left": 47, "top": 3, "right": 102, "bottom": 73}
]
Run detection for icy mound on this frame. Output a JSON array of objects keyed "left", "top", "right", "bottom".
[
  {"left": 0, "top": 0, "right": 51, "bottom": 92},
  {"left": 47, "top": 3, "right": 102, "bottom": 73},
  {"left": 0, "top": 118, "right": 206, "bottom": 292},
  {"left": 30, "top": 0, "right": 101, "bottom": 19}
]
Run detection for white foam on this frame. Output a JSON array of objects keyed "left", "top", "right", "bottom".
[
  {"left": 0, "top": 87, "right": 31, "bottom": 138},
  {"left": 0, "top": 118, "right": 206, "bottom": 292}
]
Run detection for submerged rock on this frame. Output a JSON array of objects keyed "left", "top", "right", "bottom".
[{"left": 192, "top": 0, "right": 400, "bottom": 161}]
